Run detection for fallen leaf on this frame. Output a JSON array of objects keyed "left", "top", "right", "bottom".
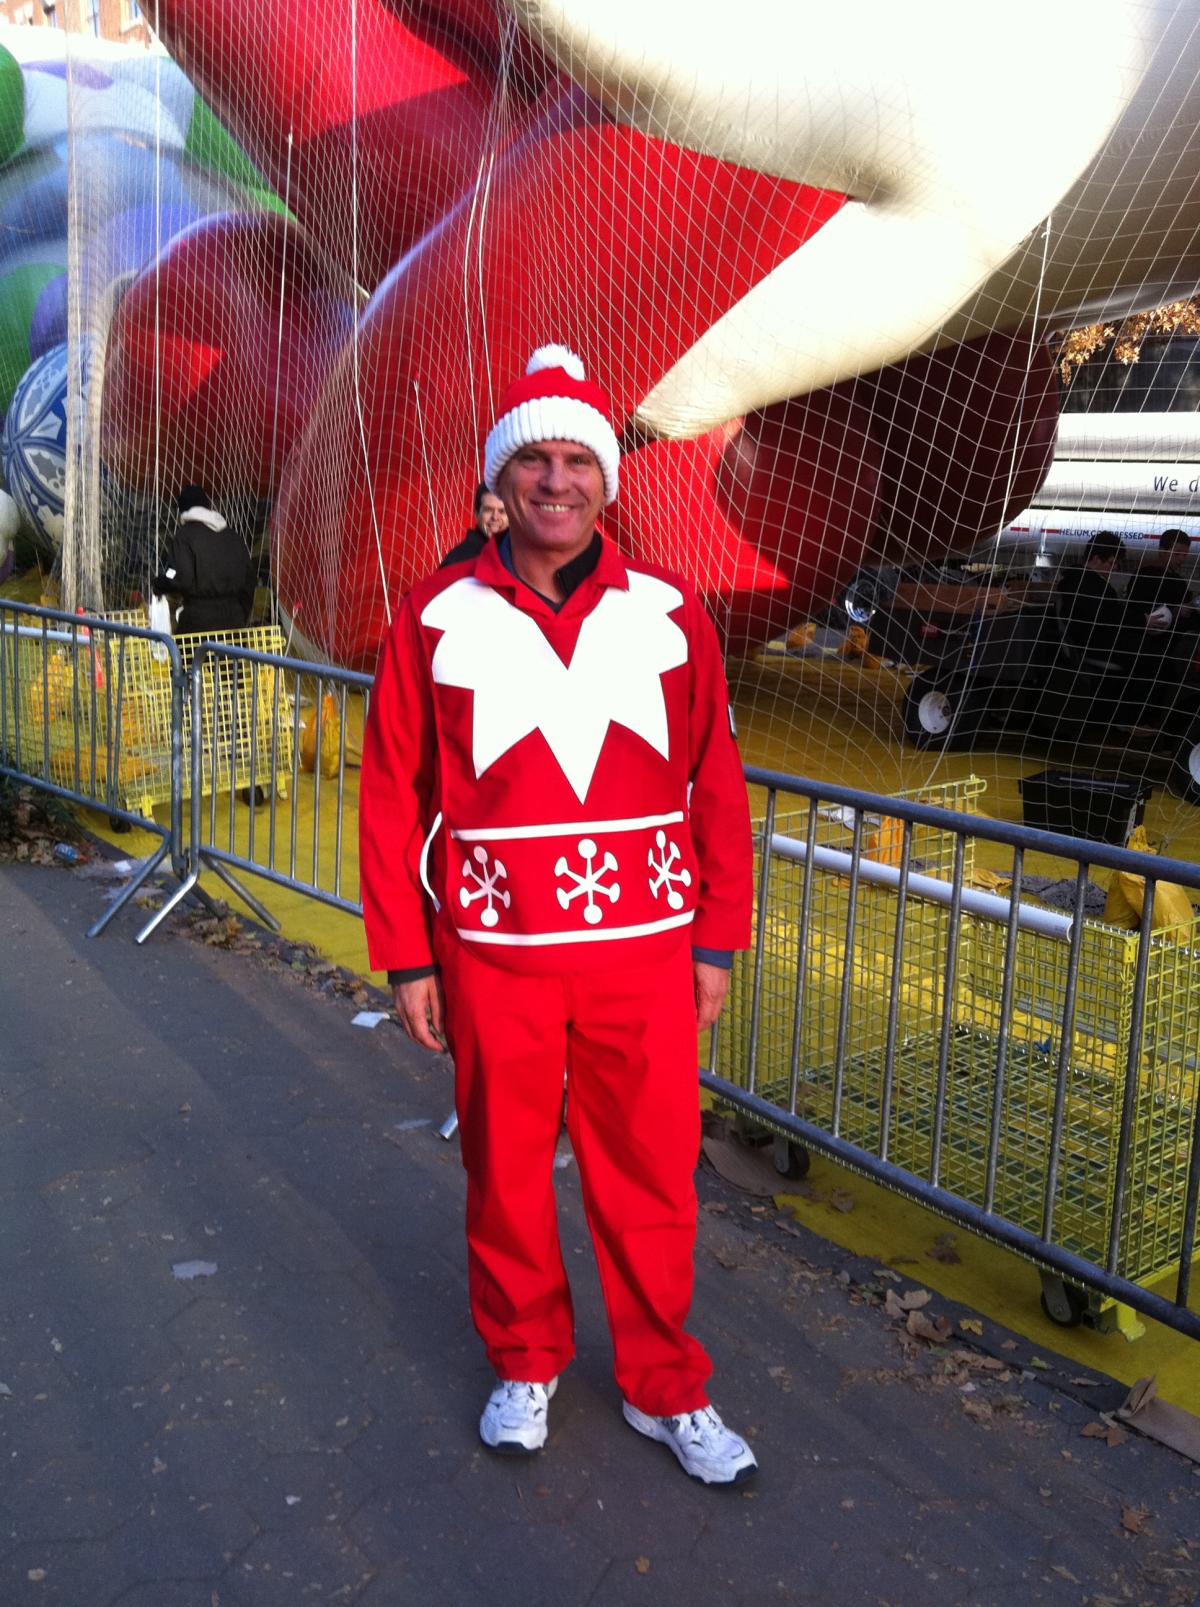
[
  {"left": 1120, "top": 1503, "right": 1150, "bottom": 1536},
  {"left": 1069, "top": 1375, "right": 1099, "bottom": 1386},
  {"left": 829, "top": 1191, "right": 856, "bottom": 1213},
  {"left": 27, "top": 1570, "right": 46, "bottom": 1583},
  {"left": 958, "top": 1319, "right": 983, "bottom": 1336},
  {"left": 701, "top": 1201, "right": 728, "bottom": 1215},
  {"left": 886, "top": 1287, "right": 932, "bottom": 1318},
  {"left": 1001, "top": 1340, "right": 1019, "bottom": 1351},
  {"left": 962, "top": 1398, "right": 993, "bottom": 1423},
  {"left": 1080, "top": 1418, "right": 1126, "bottom": 1448},
  {"left": 1028, "top": 1356, "right": 1050, "bottom": 1371},
  {"left": 1050, "top": 1564, "right": 1079, "bottom": 1583},
  {"left": 949, "top": 1349, "right": 1006, "bottom": 1372},
  {"left": 1038, "top": 1487, "right": 1052, "bottom": 1498},
  {"left": 906, "top": 1309, "right": 952, "bottom": 1344},
  {"left": 927, "top": 1234, "right": 962, "bottom": 1265},
  {"left": 634, "top": 1557, "right": 651, "bottom": 1575}
]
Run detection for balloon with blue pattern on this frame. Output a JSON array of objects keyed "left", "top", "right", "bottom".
[{"left": 3, "top": 341, "right": 69, "bottom": 553}]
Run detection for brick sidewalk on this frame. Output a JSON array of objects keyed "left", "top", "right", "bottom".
[{"left": 2, "top": 862, "right": 1198, "bottom": 1607}]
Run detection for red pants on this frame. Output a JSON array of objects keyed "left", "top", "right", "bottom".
[{"left": 437, "top": 938, "right": 712, "bottom": 1416}]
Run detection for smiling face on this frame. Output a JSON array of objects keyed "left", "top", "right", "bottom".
[
  {"left": 498, "top": 440, "right": 605, "bottom": 564},
  {"left": 476, "top": 491, "right": 508, "bottom": 538}
]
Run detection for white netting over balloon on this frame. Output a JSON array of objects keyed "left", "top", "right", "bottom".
[{"left": 3, "top": 0, "right": 1200, "bottom": 848}]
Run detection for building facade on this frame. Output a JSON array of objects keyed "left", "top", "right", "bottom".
[{"left": 0, "top": 0, "right": 151, "bottom": 49}]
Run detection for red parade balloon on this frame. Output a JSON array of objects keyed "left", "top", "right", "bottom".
[
  {"left": 101, "top": 211, "right": 354, "bottom": 499},
  {"left": 270, "top": 119, "right": 848, "bottom": 670},
  {"left": 856, "top": 330, "right": 1059, "bottom": 562}
]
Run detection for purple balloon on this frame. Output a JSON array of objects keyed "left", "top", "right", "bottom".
[
  {"left": 91, "top": 202, "right": 201, "bottom": 291},
  {"left": 29, "top": 273, "right": 67, "bottom": 361}
]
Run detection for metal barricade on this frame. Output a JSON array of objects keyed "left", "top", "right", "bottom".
[
  {"left": 0, "top": 600, "right": 186, "bottom": 938},
  {"left": 7, "top": 609, "right": 1199, "bottom": 1346},
  {"left": 708, "top": 766, "right": 1200, "bottom": 1343},
  {"left": 102, "top": 612, "right": 293, "bottom": 807},
  {"left": 141, "top": 640, "right": 372, "bottom": 940}
]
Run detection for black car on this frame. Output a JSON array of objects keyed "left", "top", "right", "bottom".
[{"left": 843, "top": 560, "right": 1200, "bottom": 799}]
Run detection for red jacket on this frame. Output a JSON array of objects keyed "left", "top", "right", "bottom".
[{"left": 359, "top": 536, "right": 752, "bottom": 975}]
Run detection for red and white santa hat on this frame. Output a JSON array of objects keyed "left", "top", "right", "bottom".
[{"left": 484, "top": 345, "right": 620, "bottom": 505}]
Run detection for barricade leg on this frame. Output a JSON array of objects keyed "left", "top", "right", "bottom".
[
  {"left": 197, "top": 853, "right": 281, "bottom": 931},
  {"left": 85, "top": 839, "right": 172, "bottom": 939},
  {"left": 136, "top": 866, "right": 202, "bottom": 944}
]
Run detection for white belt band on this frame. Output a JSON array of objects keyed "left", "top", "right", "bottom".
[{"left": 419, "top": 811, "right": 443, "bottom": 913}]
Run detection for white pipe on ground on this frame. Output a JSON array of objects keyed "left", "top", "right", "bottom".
[{"left": 770, "top": 835, "right": 1074, "bottom": 943}]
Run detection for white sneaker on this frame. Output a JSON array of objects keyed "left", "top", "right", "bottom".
[
  {"left": 479, "top": 1377, "right": 558, "bottom": 1455},
  {"left": 623, "top": 1401, "right": 758, "bottom": 1485}
]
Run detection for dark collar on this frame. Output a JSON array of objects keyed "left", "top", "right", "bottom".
[{"left": 492, "top": 531, "right": 608, "bottom": 611}]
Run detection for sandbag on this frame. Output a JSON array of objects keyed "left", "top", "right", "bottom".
[
  {"left": 300, "top": 692, "right": 342, "bottom": 778},
  {"left": 1103, "top": 826, "right": 1196, "bottom": 938}
]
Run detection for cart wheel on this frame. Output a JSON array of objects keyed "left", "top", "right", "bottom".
[
  {"left": 109, "top": 815, "right": 132, "bottom": 834},
  {"left": 1168, "top": 717, "right": 1200, "bottom": 801},
  {"left": 1038, "top": 1272, "right": 1087, "bottom": 1327},
  {"left": 773, "top": 1135, "right": 811, "bottom": 1180},
  {"left": 902, "top": 675, "right": 981, "bottom": 752}
]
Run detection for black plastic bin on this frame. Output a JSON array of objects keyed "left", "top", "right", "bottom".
[{"left": 1019, "top": 770, "right": 1149, "bottom": 846}]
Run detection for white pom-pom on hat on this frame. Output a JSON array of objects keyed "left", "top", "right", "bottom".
[
  {"left": 526, "top": 344, "right": 586, "bottom": 381},
  {"left": 484, "top": 344, "right": 620, "bottom": 503}
]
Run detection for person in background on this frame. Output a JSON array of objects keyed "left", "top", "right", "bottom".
[
  {"left": 439, "top": 482, "right": 510, "bottom": 569},
  {"left": 1128, "top": 528, "right": 1196, "bottom": 633},
  {"left": 1056, "top": 531, "right": 1130, "bottom": 657},
  {"left": 1126, "top": 528, "right": 1197, "bottom": 729},
  {"left": 152, "top": 486, "right": 256, "bottom": 634},
  {"left": 1053, "top": 531, "right": 1138, "bottom": 726}
]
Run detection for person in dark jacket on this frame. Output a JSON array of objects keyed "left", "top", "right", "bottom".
[
  {"left": 1127, "top": 528, "right": 1196, "bottom": 632},
  {"left": 1126, "top": 529, "right": 1197, "bottom": 730},
  {"left": 438, "top": 482, "right": 510, "bottom": 569},
  {"left": 1056, "top": 531, "right": 1131, "bottom": 657},
  {"left": 152, "top": 486, "right": 257, "bottom": 633},
  {"left": 1054, "top": 531, "right": 1141, "bottom": 726}
]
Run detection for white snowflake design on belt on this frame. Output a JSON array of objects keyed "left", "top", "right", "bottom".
[
  {"left": 648, "top": 830, "right": 692, "bottom": 911},
  {"left": 555, "top": 838, "right": 620, "bottom": 926},
  {"left": 460, "top": 846, "right": 510, "bottom": 928}
]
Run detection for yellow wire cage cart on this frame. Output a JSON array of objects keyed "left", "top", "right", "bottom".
[
  {"left": 718, "top": 777, "right": 1200, "bottom": 1339},
  {"left": 2, "top": 614, "right": 292, "bottom": 820}
]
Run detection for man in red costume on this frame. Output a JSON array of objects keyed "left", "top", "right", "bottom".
[{"left": 360, "top": 346, "right": 757, "bottom": 1485}]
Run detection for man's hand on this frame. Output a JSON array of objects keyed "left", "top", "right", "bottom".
[
  {"left": 694, "top": 961, "right": 730, "bottom": 1032},
  {"left": 392, "top": 974, "right": 447, "bottom": 1052}
]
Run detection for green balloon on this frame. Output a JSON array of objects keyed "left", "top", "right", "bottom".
[
  {"left": 0, "top": 262, "right": 63, "bottom": 419},
  {"left": 0, "top": 46, "right": 24, "bottom": 169},
  {"left": 184, "top": 97, "right": 291, "bottom": 219}
]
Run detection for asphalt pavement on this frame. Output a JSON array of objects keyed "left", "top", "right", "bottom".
[{"left": 2, "top": 860, "right": 1199, "bottom": 1607}]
